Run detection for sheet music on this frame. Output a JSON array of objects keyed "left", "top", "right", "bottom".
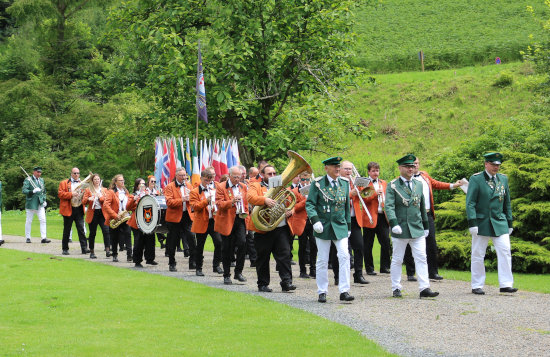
[{"left": 460, "top": 178, "right": 468, "bottom": 194}]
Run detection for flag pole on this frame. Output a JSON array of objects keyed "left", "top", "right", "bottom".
[{"left": 196, "top": 42, "right": 200, "bottom": 144}]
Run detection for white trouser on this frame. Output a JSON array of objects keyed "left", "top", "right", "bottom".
[
  {"left": 316, "top": 238, "right": 350, "bottom": 294},
  {"left": 391, "top": 237, "right": 430, "bottom": 292},
  {"left": 25, "top": 207, "right": 47, "bottom": 239},
  {"left": 471, "top": 233, "right": 513, "bottom": 289}
]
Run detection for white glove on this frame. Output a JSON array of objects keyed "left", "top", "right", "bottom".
[
  {"left": 347, "top": 231, "right": 351, "bottom": 238},
  {"left": 424, "top": 230, "right": 429, "bottom": 237},
  {"left": 508, "top": 228, "right": 513, "bottom": 235},
  {"left": 42, "top": 202, "right": 47, "bottom": 208},
  {"left": 33, "top": 187, "right": 41, "bottom": 193},
  {"left": 313, "top": 222, "right": 324, "bottom": 234},
  {"left": 392, "top": 225, "right": 402, "bottom": 235},
  {"left": 469, "top": 227, "right": 478, "bottom": 235}
]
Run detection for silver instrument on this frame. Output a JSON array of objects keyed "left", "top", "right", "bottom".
[
  {"left": 71, "top": 172, "right": 93, "bottom": 207},
  {"left": 20, "top": 166, "right": 39, "bottom": 190},
  {"left": 207, "top": 185, "right": 218, "bottom": 216}
]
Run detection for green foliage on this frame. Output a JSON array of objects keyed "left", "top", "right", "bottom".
[
  {"left": 354, "top": 0, "right": 549, "bottom": 72},
  {"left": 492, "top": 71, "right": 514, "bottom": 87},
  {"left": 435, "top": 195, "right": 467, "bottom": 231}
]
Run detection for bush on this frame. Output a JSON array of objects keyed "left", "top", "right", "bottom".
[{"left": 492, "top": 71, "right": 513, "bottom": 87}]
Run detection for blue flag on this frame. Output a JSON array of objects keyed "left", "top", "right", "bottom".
[{"left": 196, "top": 42, "right": 208, "bottom": 123}]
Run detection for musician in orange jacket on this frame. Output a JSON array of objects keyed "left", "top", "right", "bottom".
[
  {"left": 215, "top": 166, "right": 249, "bottom": 285},
  {"left": 288, "top": 171, "right": 317, "bottom": 278},
  {"left": 247, "top": 165, "right": 295, "bottom": 293},
  {"left": 82, "top": 173, "right": 110, "bottom": 259},
  {"left": 164, "top": 167, "right": 195, "bottom": 272},
  {"left": 362, "top": 162, "right": 392, "bottom": 275},
  {"left": 102, "top": 174, "right": 133, "bottom": 262},
  {"left": 58, "top": 167, "right": 89, "bottom": 255},
  {"left": 190, "top": 167, "right": 223, "bottom": 276}
]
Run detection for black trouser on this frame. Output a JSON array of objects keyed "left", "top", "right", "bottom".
[
  {"left": 403, "top": 211, "right": 437, "bottom": 276},
  {"left": 254, "top": 226, "right": 293, "bottom": 288},
  {"left": 62, "top": 205, "right": 87, "bottom": 251},
  {"left": 298, "top": 222, "right": 317, "bottom": 273},
  {"left": 166, "top": 211, "right": 195, "bottom": 267},
  {"left": 88, "top": 209, "right": 110, "bottom": 251},
  {"left": 363, "top": 217, "right": 391, "bottom": 273},
  {"left": 132, "top": 228, "right": 155, "bottom": 264},
  {"left": 109, "top": 222, "right": 131, "bottom": 258},
  {"left": 246, "top": 230, "right": 257, "bottom": 263},
  {"left": 349, "top": 216, "right": 364, "bottom": 274},
  {"left": 221, "top": 217, "right": 246, "bottom": 278},
  {"left": 195, "top": 219, "right": 222, "bottom": 270}
]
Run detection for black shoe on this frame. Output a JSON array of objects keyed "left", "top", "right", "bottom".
[
  {"left": 290, "top": 260, "right": 297, "bottom": 265},
  {"left": 0, "top": 240, "right": 4, "bottom": 246},
  {"left": 430, "top": 274, "right": 444, "bottom": 281},
  {"left": 318, "top": 293, "right": 327, "bottom": 303},
  {"left": 258, "top": 285, "right": 272, "bottom": 293},
  {"left": 407, "top": 275, "right": 417, "bottom": 282},
  {"left": 135, "top": 263, "right": 143, "bottom": 268},
  {"left": 500, "top": 287, "right": 518, "bottom": 293},
  {"left": 234, "top": 273, "right": 247, "bottom": 282},
  {"left": 41, "top": 238, "right": 51, "bottom": 243},
  {"left": 224, "top": 277, "right": 232, "bottom": 285},
  {"left": 353, "top": 274, "right": 370, "bottom": 284},
  {"left": 169, "top": 265, "right": 177, "bottom": 272},
  {"left": 281, "top": 283, "right": 296, "bottom": 292},
  {"left": 309, "top": 268, "right": 316, "bottom": 278},
  {"left": 196, "top": 270, "right": 204, "bottom": 276},
  {"left": 127, "top": 256, "right": 133, "bottom": 262},
  {"left": 90, "top": 253, "right": 97, "bottom": 259},
  {"left": 106, "top": 251, "right": 112, "bottom": 257},
  {"left": 250, "top": 261, "right": 256, "bottom": 268},
  {"left": 113, "top": 256, "right": 119, "bottom": 262},
  {"left": 62, "top": 250, "right": 69, "bottom": 255},
  {"left": 339, "top": 292, "right": 355, "bottom": 301},
  {"left": 420, "top": 288, "right": 439, "bottom": 298},
  {"left": 160, "top": 243, "right": 166, "bottom": 249},
  {"left": 380, "top": 268, "right": 391, "bottom": 274},
  {"left": 472, "top": 288, "right": 485, "bottom": 295},
  {"left": 334, "top": 278, "right": 339, "bottom": 286},
  {"left": 214, "top": 266, "right": 223, "bottom": 274},
  {"left": 366, "top": 271, "right": 377, "bottom": 276},
  {"left": 299, "top": 272, "right": 310, "bottom": 279},
  {"left": 68, "top": 238, "right": 73, "bottom": 243},
  {"left": 82, "top": 249, "right": 90, "bottom": 254},
  {"left": 146, "top": 261, "right": 158, "bottom": 265},
  {"left": 26, "top": 238, "right": 31, "bottom": 243},
  {"left": 393, "top": 289, "right": 402, "bottom": 298},
  {"left": 182, "top": 248, "right": 188, "bottom": 256}
]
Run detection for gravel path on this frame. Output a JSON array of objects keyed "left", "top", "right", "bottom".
[{"left": 2, "top": 234, "right": 549, "bottom": 356}]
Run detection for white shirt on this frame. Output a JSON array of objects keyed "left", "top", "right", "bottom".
[
  {"left": 92, "top": 187, "right": 102, "bottom": 209},
  {"left": 176, "top": 181, "right": 187, "bottom": 210},
  {"left": 485, "top": 170, "right": 494, "bottom": 180},
  {"left": 414, "top": 174, "right": 431, "bottom": 210},
  {"left": 117, "top": 189, "right": 127, "bottom": 212},
  {"left": 370, "top": 177, "right": 383, "bottom": 213},
  {"left": 201, "top": 184, "right": 213, "bottom": 219}
]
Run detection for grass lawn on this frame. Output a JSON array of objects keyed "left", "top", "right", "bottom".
[{"left": 0, "top": 249, "right": 393, "bottom": 356}]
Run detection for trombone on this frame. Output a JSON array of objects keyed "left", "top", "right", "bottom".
[{"left": 351, "top": 165, "right": 374, "bottom": 225}]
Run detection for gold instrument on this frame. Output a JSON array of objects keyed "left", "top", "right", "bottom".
[
  {"left": 351, "top": 165, "right": 374, "bottom": 225},
  {"left": 251, "top": 151, "right": 312, "bottom": 231},
  {"left": 71, "top": 172, "right": 93, "bottom": 207},
  {"left": 109, "top": 210, "right": 131, "bottom": 229}
]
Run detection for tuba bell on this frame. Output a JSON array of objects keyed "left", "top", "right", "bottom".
[
  {"left": 71, "top": 172, "right": 93, "bottom": 207},
  {"left": 251, "top": 151, "right": 312, "bottom": 232}
]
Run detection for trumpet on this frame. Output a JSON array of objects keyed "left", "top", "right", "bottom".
[
  {"left": 351, "top": 165, "right": 374, "bottom": 225},
  {"left": 206, "top": 185, "right": 218, "bottom": 216}
]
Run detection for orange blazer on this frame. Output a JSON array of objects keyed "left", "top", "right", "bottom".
[
  {"left": 362, "top": 179, "right": 388, "bottom": 229},
  {"left": 249, "top": 174, "right": 262, "bottom": 183},
  {"left": 82, "top": 187, "right": 108, "bottom": 224},
  {"left": 416, "top": 171, "right": 451, "bottom": 218},
  {"left": 287, "top": 187, "right": 308, "bottom": 236},
  {"left": 190, "top": 184, "right": 217, "bottom": 234},
  {"left": 126, "top": 194, "right": 140, "bottom": 230},
  {"left": 214, "top": 181, "right": 249, "bottom": 236},
  {"left": 164, "top": 181, "right": 194, "bottom": 223},
  {"left": 58, "top": 179, "right": 75, "bottom": 217},
  {"left": 102, "top": 188, "right": 133, "bottom": 227}
]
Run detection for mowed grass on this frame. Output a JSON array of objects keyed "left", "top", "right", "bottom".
[{"left": 0, "top": 249, "right": 393, "bottom": 356}]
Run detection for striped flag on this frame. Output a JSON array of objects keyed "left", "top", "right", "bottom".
[
  {"left": 169, "top": 139, "right": 177, "bottom": 180},
  {"left": 154, "top": 139, "right": 162, "bottom": 185},
  {"left": 161, "top": 139, "right": 170, "bottom": 189},
  {"left": 220, "top": 139, "right": 228, "bottom": 175},
  {"left": 191, "top": 140, "right": 201, "bottom": 186},
  {"left": 231, "top": 138, "right": 240, "bottom": 166},
  {"left": 226, "top": 140, "right": 234, "bottom": 169},
  {"left": 196, "top": 42, "right": 208, "bottom": 123},
  {"left": 185, "top": 138, "right": 192, "bottom": 175},
  {"left": 176, "top": 137, "right": 183, "bottom": 169}
]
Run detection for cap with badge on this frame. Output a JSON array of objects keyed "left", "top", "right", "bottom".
[
  {"left": 322, "top": 156, "right": 342, "bottom": 166},
  {"left": 483, "top": 152, "right": 503, "bottom": 165},
  {"left": 396, "top": 154, "right": 416, "bottom": 166},
  {"left": 33, "top": 166, "right": 43, "bottom": 172}
]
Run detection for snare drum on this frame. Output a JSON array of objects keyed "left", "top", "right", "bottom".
[{"left": 136, "top": 195, "right": 168, "bottom": 234}]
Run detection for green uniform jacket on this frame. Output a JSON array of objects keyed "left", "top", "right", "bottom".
[
  {"left": 466, "top": 171, "right": 512, "bottom": 237},
  {"left": 22, "top": 176, "right": 46, "bottom": 210},
  {"left": 385, "top": 177, "right": 428, "bottom": 239},
  {"left": 305, "top": 175, "right": 351, "bottom": 241}
]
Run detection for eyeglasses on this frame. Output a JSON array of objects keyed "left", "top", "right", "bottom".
[
  {"left": 117, "top": 179, "right": 125, "bottom": 182},
  {"left": 150, "top": 181, "right": 156, "bottom": 183},
  {"left": 72, "top": 172, "right": 80, "bottom": 175}
]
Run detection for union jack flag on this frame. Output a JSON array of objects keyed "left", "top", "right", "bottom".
[{"left": 161, "top": 139, "right": 170, "bottom": 189}]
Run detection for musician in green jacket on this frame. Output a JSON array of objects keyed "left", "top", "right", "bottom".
[
  {"left": 386, "top": 154, "right": 439, "bottom": 298},
  {"left": 22, "top": 166, "right": 50, "bottom": 243},
  {"left": 466, "top": 152, "right": 516, "bottom": 295},
  {"left": 306, "top": 156, "right": 354, "bottom": 303}
]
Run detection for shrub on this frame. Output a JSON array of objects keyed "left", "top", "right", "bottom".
[{"left": 492, "top": 71, "right": 514, "bottom": 87}]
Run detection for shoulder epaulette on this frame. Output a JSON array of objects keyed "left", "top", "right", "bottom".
[
  {"left": 472, "top": 172, "right": 482, "bottom": 176},
  {"left": 339, "top": 177, "right": 349, "bottom": 182},
  {"left": 497, "top": 172, "right": 507, "bottom": 177},
  {"left": 314, "top": 176, "right": 323, "bottom": 182},
  {"left": 390, "top": 178, "right": 398, "bottom": 184}
]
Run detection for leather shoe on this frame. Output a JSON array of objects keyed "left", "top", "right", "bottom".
[
  {"left": 234, "top": 273, "right": 247, "bottom": 282},
  {"left": 407, "top": 275, "right": 417, "bottom": 282},
  {"left": 420, "top": 288, "right": 439, "bottom": 298},
  {"left": 62, "top": 250, "right": 69, "bottom": 255},
  {"left": 500, "top": 287, "right": 518, "bottom": 293},
  {"left": 281, "top": 283, "right": 296, "bottom": 292},
  {"left": 0, "top": 240, "right": 4, "bottom": 246},
  {"left": 258, "top": 285, "right": 272, "bottom": 293},
  {"left": 393, "top": 289, "right": 402, "bottom": 298},
  {"left": 41, "top": 238, "right": 51, "bottom": 243},
  {"left": 380, "top": 268, "right": 391, "bottom": 274},
  {"left": 309, "top": 268, "right": 316, "bottom": 278},
  {"left": 318, "top": 293, "right": 327, "bottom": 303},
  {"left": 127, "top": 256, "right": 133, "bottom": 262},
  {"left": 339, "top": 292, "right": 355, "bottom": 302},
  {"left": 196, "top": 270, "right": 204, "bottom": 276},
  {"left": 112, "top": 256, "right": 119, "bottom": 262},
  {"left": 472, "top": 288, "right": 485, "bottom": 295},
  {"left": 430, "top": 274, "right": 444, "bottom": 280},
  {"left": 224, "top": 277, "right": 232, "bottom": 285},
  {"left": 26, "top": 238, "right": 31, "bottom": 243},
  {"left": 106, "top": 251, "right": 112, "bottom": 257},
  {"left": 299, "top": 272, "right": 310, "bottom": 279},
  {"left": 169, "top": 265, "right": 177, "bottom": 272},
  {"left": 353, "top": 274, "right": 370, "bottom": 284},
  {"left": 366, "top": 271, "right": 377, "bottom": 276},
  {"left": 146, "top": 261, "right": 158, "bottom": 265},
  {"left": 135, "top": 263, "right": 143, "bottom": 268},
  {"left": 90, "top": 253, "right": 97, "bottom": 259},
  {"left": 214, "top": 266, "right": 223, "bottom": 274}
]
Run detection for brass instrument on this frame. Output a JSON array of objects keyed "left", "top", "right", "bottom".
[
  {"left": 251, "top": 151, "right": 312, "bottom": 231},
  {"left": 71, "top": 172, "right": 93, "bottom": 207},
  {"left": 351, "top": 165, "right": 374, "bottom": 225},
  {"left": 207, "top": 185, "right": 218, "bottom": 216},
  {"left": 109, "top": 210, "right": 131, "bottom": 229},
  {"left": 20, "top": 166, "right": 39, "bottom": 190}
]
